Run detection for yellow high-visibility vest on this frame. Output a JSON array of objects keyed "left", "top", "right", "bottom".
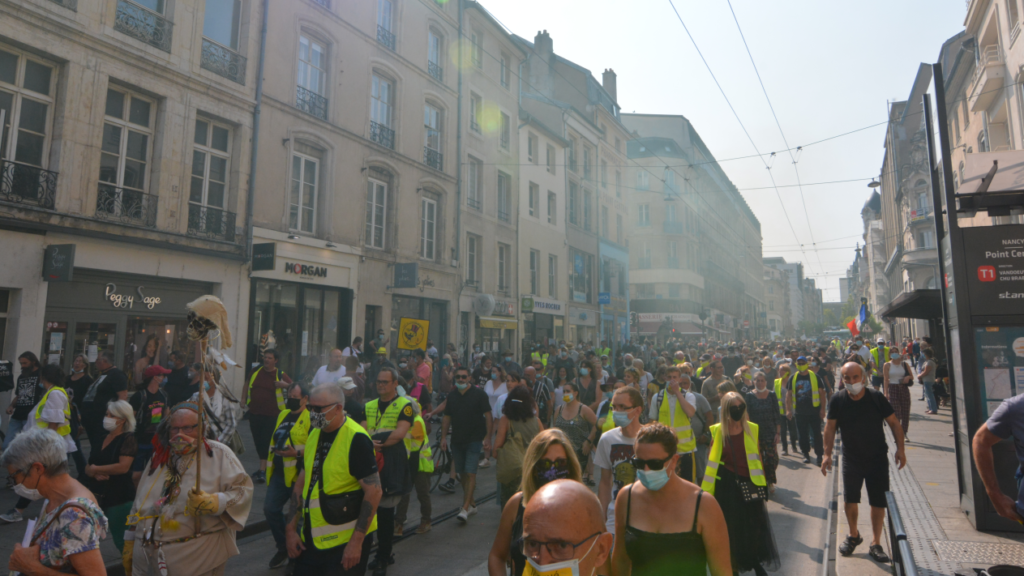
[
  {"left": 365, "top": 396, "right": 413, "bottom": 459},
  {"left": 701, "top": 422, "right": 765, "bottom": 496},
  {"left": 790, "top": 371, "right": 821, "bottom": 408},
  {"left": 267, "top": 408, "right": 310, "bottom": 488},
  {"left": 35, "top": 387, "right": 71, "bottom": 437},
  {"left": 870, "top": 347, "right": 890, "bottom": 376},
  {"left": 408, "top": 415, "right": 434, "bottom": 473},
  {"left": 655, "top": 391, "right": 696, "bottom": 453},
  {"left": 247, "top": 367, "right": 285, "bottom": 411},
  {"left": 773, "top": 378, "right": 793, "bottom": 414},
  {"left": 299, "top": 417, "right": 377, "bottom": 549}
]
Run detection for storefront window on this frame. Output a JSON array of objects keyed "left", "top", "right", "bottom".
[
  {"left": 42, "top": 321, "right": 69, "bottom": 368},
  {"left": 301, "top": 288, "right": 323, "bottom": 377},
  {"left": 70, "top": 322, "right": 116, "bottom": 370},
  {"left": 126, "top": 317, "right": 189, "bottom": 386},
  {"left": 253, "top": 281, "right": 299, "bottom": 378}
]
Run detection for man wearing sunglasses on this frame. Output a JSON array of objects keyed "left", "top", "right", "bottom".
[
  {"left": 441, "top": 367, "right": 493, "bottom": 523},
  {"left": 521, "top": 479, "right": 613, "bottom": 576}
]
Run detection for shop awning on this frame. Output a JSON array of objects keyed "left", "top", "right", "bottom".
[
  {"left": 478, "top": 316, "right": 519, "bottom": 330},
  {"left": 878, "top": 289, "right": 942, "bottom": 320}
]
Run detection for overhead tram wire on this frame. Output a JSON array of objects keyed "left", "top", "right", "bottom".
[
  {"left": 666, "top": 0, "right": 814, "bottom": 273},
  {"left": 725, "top": 0, "right": 826, "bottom": 279}
]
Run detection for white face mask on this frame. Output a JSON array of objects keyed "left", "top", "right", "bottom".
[
  {"left": 14, "top": 470, "right": 42, "bottom": 501},
  {"left": 524, "top": 535, "right": 599, "bottom": 576},
  {"left": 103, "top": 417, "right": 120, "bottom": 432},
  {"left": 847, "top": 382, "right": 865, "bottom": 395}
]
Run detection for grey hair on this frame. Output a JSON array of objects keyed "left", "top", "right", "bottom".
[
  {"left": 311, "top": 382, "right": 346, "bottom": 408},
  {"left": 107, "top": 400, "right": 137, "bottom": 433},
  {"left": 0, "top": 428, "right": 69, "bottom": 476},
  {"left": 377, "top": 366, "right": 400, "bottom": 384}
]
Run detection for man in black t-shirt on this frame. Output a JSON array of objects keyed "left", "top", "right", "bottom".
[
  {"left": 822, "top": 362, "right": 906, "bottom": 565},
  {"left": 164, "top": 351, "right": 193, "bottom": 406},
  {"left": 3, "top": 352, "right": 41, "bottom": 451},
  {"left": 129, "top": 364, "right": 170, "bottom": 482},
  {"left": 470, "top": 357, "right": 494, "bottom": 388},
  {"left": 82, "top": 350, "right": 129, "bottom": 451},
  {"left": 441, "top": 367, "right": 493, "bottom": 523}
]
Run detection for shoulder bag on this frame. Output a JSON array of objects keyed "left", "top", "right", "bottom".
[
  {"left": 496, "top": 422, "right": 528, "bottom": 484},
  {"left": 729, "top": 433, "right": 768, "bottom": 503}
]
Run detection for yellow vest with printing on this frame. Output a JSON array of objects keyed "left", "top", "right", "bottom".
[
  {"left": 701, "top": 422, "right": 765, "bottom": 496},
  {"left": 35, "top": 387, "right": 71, "bottom": 437},
  {"left": 696, "top": 362, "right": 710, "bottom": 377},
  {"left": 531, "top": 352, "right": 549, "bottom": 367},
  {"left": 870, "top": 347, "right": 890, "bottom": 376},
  {"left": 300, "top": 417, "right": 377, "bottom": 549},
  {"left": 790, "top": 371, "right": 821, "bottom": 408},
  {"left": 774, "top": 378, "right": 793, "bottom": 414},
  {"left": 408, "top": 415, "right": 434, "bottom": 473},
  {"left": 364, "top": 395, "right": 413, "bottom": 459},
  {"left": 656, "top": 390, "right": 697, "bottom": 453},
  {"left": 267, "top": 408, "right": 310, "bottom": 488},
  {"left": 247, "top": 367, "right": 286, "bottom": 411}
]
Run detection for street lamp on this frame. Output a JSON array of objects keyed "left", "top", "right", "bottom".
[{"left": 868, "top": 179, "right": 881, "bottom": 188}]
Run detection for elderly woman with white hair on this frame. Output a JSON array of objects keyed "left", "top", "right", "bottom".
[
  {"left": 4, "top": 428, "right": 109, "bottom": 576},
  {"left": 84, "top": 399, "right": 138, "bottom": 552}
]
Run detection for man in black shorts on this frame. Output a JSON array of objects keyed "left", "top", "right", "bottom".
[{"left": 821, "top": 362, "right": 906, "bottom": 564}]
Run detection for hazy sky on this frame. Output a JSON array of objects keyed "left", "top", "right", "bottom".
[{"left": 483, "top": 0, "right": 967, "bottom": 301}]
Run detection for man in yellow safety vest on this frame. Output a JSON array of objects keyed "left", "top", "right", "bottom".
[
  {"left": 790, "top": 357, "right": 826, "bottom": 465},
  {"left": 265, "top": 382, "right": 310, "bottom": 570},
  {"left": 286, "top": 381, "right": 381, "bottom": 575},
  {"left": 651, "top": 366, "right": 698, "bottom": 481},
  {"left": 869, "top": 338, "right": 890, "bottom": 390},
  {"left": 242, "top": 350, "right": 292, "bottom": 483}
]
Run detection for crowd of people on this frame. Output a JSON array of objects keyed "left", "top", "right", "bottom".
[{"left": 0, "top": 331, "right": 940, "bottom": 576}]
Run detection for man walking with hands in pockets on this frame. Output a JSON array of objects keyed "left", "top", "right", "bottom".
[{"left": 821, "top": 362, "right": 907, "bottom": 565}]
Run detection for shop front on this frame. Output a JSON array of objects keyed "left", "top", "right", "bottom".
[
  {"left": 568, "top": 305, "right": 598, "bottom": 345},
  {"left": 475, "top": 297, "right": 518, "bottom": 354},
  {"left": 391, "top": 294, "right": 448, "bottom": 357},
  {"left": 248, "top": 238, "right": 357, "bottom": 383},
  {"left": 522, "top": 296, "right": 565, "bottom": 347},
  {"left": 42, "top": 270, "right": 216, "bottom": 388}
]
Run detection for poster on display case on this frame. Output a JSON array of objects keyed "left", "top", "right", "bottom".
[{"left": 974, "top": 326, "right": 1024, "bottom": 417}]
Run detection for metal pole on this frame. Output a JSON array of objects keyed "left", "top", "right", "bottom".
[{"left": 243, "top": 0, "right": 270, "bottom": 263}]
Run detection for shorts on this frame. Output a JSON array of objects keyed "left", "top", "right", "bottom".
[
  {"left": 842, "top": 459, "right": 889, "bottom": 508},
  {"left": 451, "top": 441, "right": 483, "bottom": 476},
  {"left": 676, "top": 452, "right": 696, "bottom": 483},
  {"left": 132, "top": 443, "right": 154, "bottom": 472}
]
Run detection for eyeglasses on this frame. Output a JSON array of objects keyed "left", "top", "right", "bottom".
[
  {"left": 630, "top": 454, "right": 673, "bottom": 471},
  {"left": 375, "top": 379, "right": 393, "bottom": 385},
  {"left": 520, "top": 532, "right": 602, "bottom": 562},
  {"left": 611, "top": 403, "right": 636, "bottom": 411},
  {"left": 308, "top": 403, "right": 337, "bottom": 414},
  {"left": 169, "top": 424, "right": 199, "bottom": 434},
  {"left": 455, "top": 374, "right": 470, "bottom": 380}
]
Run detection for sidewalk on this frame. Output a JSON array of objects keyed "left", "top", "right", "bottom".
[{"left": 836, "top": 387, "right": 1024, "bottom": 576}]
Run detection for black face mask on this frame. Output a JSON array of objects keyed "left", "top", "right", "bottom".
[
  {"left": 729, "top": 404, "right": 746, "bottom": 421},
  {"left": 532, "top": 458, "right": 571, "bottom": 487},
  {"left": 286, "top": 398, "right": 301, "bottom": 411}
]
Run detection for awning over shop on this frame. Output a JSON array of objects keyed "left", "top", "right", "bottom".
[
  {"left": 478, "top": 316, "right": 518, "bottom": 330},
  {"left": 878, "top": 289, "right": 942, "bottom": 320}
]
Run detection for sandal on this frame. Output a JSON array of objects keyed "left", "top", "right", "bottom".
[
  {"left": 839, "top": 534, "right": 863, "bottom": 556},
  {"left": 868, "top": 544, "right": 890, "bottom": 563}
]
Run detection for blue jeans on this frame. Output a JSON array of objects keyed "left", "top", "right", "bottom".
[
  {"left": 264, "top": 468, "right": 293, "bottom": 555},
  {"left": 3, "top": 418, "right": 29, "bottom": 450},
  {"left": 922, "top": 381, "right": 938, "bottom": 412}
]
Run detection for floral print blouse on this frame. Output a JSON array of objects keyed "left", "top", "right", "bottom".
[{"left": 32, "top": 497, "right": 108, "bottom": 571}]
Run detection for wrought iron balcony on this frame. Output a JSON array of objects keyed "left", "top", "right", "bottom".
[
  {"left": 95, "top": 184, "right": 158, "bottom": 227},
  {"left": 467, "top": 196, "right": 482, "bottom": 210},
  {"left": 114, "top": 0, "right": 173, "bottom": 53},
  {"left": 187, "top": 203, "right": 236, "bottom": 242},
  {"left": 0, "top": 160, "right": 58, "bottom": 210},
  {"left": 370, "top": 121, "right": 395, "bottom": 150},
  {"left": 377, "top": 25, "right": 396, "bottom": 51},
  {"left": 498, "top": 208, "right": 510, "bottom": 223},
  {"left": 201, "top": 38, "right": 246, "bottom": 85},
  {"left": 296, "top": 86, "right": 328, "bottom": 121},
  {"left": 47, "top": 0, "right": 77, "bottom": 10},
  {"left": 428, "top": 61, "right": 443, "bottom": 82},
  {"left": 424, "top": 147, "right": 443, "bottom": 171}
]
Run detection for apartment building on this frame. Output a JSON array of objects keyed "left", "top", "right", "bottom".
[
  {"left": 0, "top": 0, "right": 256, "bottom": 391},
  {"left": 624, "top": 114, "right": 765, "bottom": 342},
  {"left": 763, "top": 265, "right": 792, "bottom": 338},
  {"left": 458, "top": 2, "right": 524, "bottom": 355}
]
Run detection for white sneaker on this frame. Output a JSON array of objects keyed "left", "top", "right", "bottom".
[
  {"left": 468, "top": 505, "right": 478, "bottom": 516},
  {"left": 478, "top": 459, "right": 490, "bottom": 469},
  {"left": 0, "top": 509, "right": 23, "bottom": 523},
  {"left": 456, "top": 509, "right": 469, "bottom": 523}
]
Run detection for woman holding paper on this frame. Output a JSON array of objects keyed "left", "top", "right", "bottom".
[{"left": 3, "top": 428, "right": 108, "bottom": 576}]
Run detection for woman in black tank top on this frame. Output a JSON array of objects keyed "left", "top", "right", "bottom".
[{"left": 613, "top": 422, "right": 732, "bottom": 576}]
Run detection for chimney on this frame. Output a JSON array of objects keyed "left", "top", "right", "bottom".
[
  {"left": 534, "top": 30, "right": 553, "bottom": 61},
  {"left": 602, "top": 68, "right": 617, "bottom": 102}
]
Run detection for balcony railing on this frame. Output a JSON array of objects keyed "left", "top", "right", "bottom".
[
  {"left": 187, "top": 203, "right": 236, "bottom": 242},
  {"left": 0, "top": 160, "right": 58, "bottom": 209},
  {"left": 95, "top": 184, "right": 158, "bottom": 227},
  {"left": 296, "top": 86, "right": 328, "bottom": 121},
  {"left": 47, "top": 0, "right": 77, "bottom": 10},
  {"left": 201, "top": 38, "right": 246, "bottom": 84},
  {"left": 114, "top": 0, "right": 173, "bottom": 53},
  {"left": 428, "top": 61, "right": 443, "bottom": 82},
  {"left": 424, "top": 147, "right": 443, "bottom": 171},
  {"left": 467, "top": 196, "right": 482, "bottom": 210},
  {"left": 370, "top": 121, "right": 395, "bottom": 149},
  {"left": 498, "top": 208, "right": 510, "bottom": 222},
  {"left": 377, "top": 25, "right": 396, "bottom": 51}
]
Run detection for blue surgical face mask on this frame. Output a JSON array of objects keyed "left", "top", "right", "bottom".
[
  {"left": 505, "top": 356, "right": 512, "bottom": 362},
  {"left": 637, "top": 468, "right": 670, "bottom": 491},
  {"left": 580, "top": 368, "right": 589, "bottom": 376},
  {"left": 456, "top": 382, "right": 469, "bottom": 391},
  {"left": 612, "top": 409, "right": 633, "bottom": 427},
  {"left": 603, "top": 390, "right": 613, "bottom": 400}
]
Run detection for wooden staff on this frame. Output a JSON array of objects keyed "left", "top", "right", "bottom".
[{"left": 194, "top": 338, "right": 206, "bottom": 534}]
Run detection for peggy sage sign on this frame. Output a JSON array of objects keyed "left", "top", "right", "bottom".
[{"left": 964, "top": 224, "right": 1024, "bottom": 316}]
